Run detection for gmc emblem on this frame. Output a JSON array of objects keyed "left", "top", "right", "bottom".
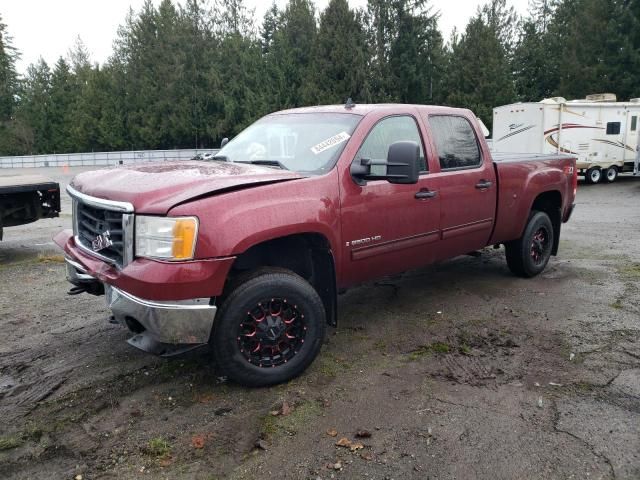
[{"left": 92, "top": 231, "right": 113, "bottom": 252}]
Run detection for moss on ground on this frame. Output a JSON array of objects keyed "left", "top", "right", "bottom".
[
  {"left": 259, "top": 400, "right": 322, "bottom": 440},
  {"left": 147, "top": 437, "right": 172, "bottom": 457},
  {"left": 0, "top": 436, "right": 24, "bottom": 451},
  {"left": 408, "top": 341, "right": 451, "bottom": 360}
]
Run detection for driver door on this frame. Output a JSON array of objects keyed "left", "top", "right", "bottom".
[{"left": 339, "top": 115, "right": 441, "bottom": 286}]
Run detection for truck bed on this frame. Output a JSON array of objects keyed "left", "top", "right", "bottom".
[
  {"left": 491, "top": 152, "right": 575, "bottom": 163},
  {"left": 0, "top": 174, "right": 61, "bottom": 239},
  {"left": 0, "top": 174, "right": 60, "bottom": 194}
]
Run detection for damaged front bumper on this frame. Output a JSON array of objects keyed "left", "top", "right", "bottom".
[{"left": 65, "top": 256, "right": 217, "bottom": 355}]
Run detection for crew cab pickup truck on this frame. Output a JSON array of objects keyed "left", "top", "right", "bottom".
[
  {"left": 54, "top": 104, "right": 577, "bottom": 386},
  {"left": 1, "top": 174, "right": 61, "bottom": 240}
]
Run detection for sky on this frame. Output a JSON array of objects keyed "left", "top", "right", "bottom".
[{"left": 2, "top": 0, "right": 530, "bottom": 74}]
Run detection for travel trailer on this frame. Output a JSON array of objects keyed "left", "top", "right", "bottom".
[{"left": 492, "top": 94, "right": 640, "bottom": 184}]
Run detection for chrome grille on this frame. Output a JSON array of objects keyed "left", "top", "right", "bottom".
[
  {"left": 76, "top": 202, "right": 125, "bottom": 265},
  {"left": 68, "top": 186, "right": 134, "bottom": 268}
]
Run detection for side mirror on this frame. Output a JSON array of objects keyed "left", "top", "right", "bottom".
[
  {"left": 386, "top": 141, "right": 420, "bottom": 184},
  {"left": 220, "top": 137, "right": 229, "bottom": 148},
  {"left": 350, "top": 141, "right": 420, "bottom": 186}
]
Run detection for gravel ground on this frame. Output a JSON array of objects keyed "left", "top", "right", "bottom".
[{"left": 0, "top": 167, "right": 639, "bottom": 479}]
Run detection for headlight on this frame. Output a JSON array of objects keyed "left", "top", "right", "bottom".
[{"left": 135, "top": 216, "right": 199, "bottom": 261}]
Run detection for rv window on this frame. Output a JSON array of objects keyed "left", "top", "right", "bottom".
[
  {"left": 606, "top": 122, "right": 621, "bottom": 135},
  {"left": 428, "top": 115, "right": 481, "bottom": 170},
  {"left": 631, "top": 116, "right": 638, "bottom": 132}
]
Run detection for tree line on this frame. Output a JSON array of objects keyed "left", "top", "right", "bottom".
[{"left": 0, "top": 0, "right": 639, "bottom": 156}]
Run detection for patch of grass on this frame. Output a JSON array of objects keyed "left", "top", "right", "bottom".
[
  {"left": 572, "top": 381, "right": 600, "bottom": 392},
  {"left": 0, "top": 436, "right": 23, "bottom": 451},
  {"left": 431, "top": 342, "right": 451, "bottom": 353},
  {"left": 459, "top": 343, "right": 471, "bottom": 355},
  {"left": 610, "top": 298, "right": 624, "bottom": 310},
  {"left": 37, "top": 253, "right": 65, "bottom": 263},
  {"left": 259, "top": 400, "right": 323, "bottom": 440},
  {"left": 315, "top": 353, "right": 351, "bottom": 378},
  {"left": 618, "top": 263, "right": 640, "bottom": 279},
  {"left": 373, "top": 339, "right": 387, "bottom": 352},
  {"left": 147, "top": 437, "right": 171, "bottom": 457},
  {"left": 408, "top": 341, "right": 451, "bottom": 360}
]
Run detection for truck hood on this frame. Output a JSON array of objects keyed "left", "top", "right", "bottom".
[{"left": 70, "top": 161, "right": 305, "bottom": 214}]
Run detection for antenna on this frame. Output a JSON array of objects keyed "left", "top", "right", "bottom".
[{"left": 345, "top": 98, "right": 356, "bottom": 109}]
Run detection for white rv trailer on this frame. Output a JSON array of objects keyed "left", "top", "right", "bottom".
[{"left": 492, "top": 94, "right": 640, "bottom": 184}]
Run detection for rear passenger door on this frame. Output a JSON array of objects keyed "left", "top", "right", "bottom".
[{"left": 426, "top": 115, "right": 497, "bottom": 259}]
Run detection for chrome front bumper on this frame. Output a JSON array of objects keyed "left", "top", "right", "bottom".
[
  {"left": 65, "top": 257, "right": 217, "bottom": 346},
  {"left": 105, "top": 285, "right": 216, "bottom": 344}
]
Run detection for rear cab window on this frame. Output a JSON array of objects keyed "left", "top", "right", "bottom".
[{"left": 428, "top": 115, "right": 482, "bottom": 170}]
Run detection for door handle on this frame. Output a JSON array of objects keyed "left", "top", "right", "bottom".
[
  {"left": 415, "top": 189, "right": 437, "bottom": 199},
  {"left": 475, "top": 180, "right": 493, "bottom": 189}
]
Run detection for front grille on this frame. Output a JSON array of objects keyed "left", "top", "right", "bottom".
[{"left": 76, "top": 201, "right": 125, "bottom": 266}]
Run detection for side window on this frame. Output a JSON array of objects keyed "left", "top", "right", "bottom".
[
  {"left": 606, "top": 122, "right": 621, "bottom": 135},
  {"left": 630, "top": 116, "right": 637, "bottom": 132},
  {"left": 429, "top": 115, "right": 481, "bottom": 170},
  {"left": 355, "top": 116, "right": 427, "bottom": 175}
]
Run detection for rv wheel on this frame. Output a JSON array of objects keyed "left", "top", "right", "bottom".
[
  {"left": 604, "top": 166, "right": 618, "bottom": 183},
  {"left": 585, "top": 167, "right": 602, "bottom": 184}
]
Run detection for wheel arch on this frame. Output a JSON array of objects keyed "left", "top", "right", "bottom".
[
  {"left": 225, "top": 232, "right": 338, "bottom": 327},
  {"left": 530, "top": 190, "right": 562, "bottom": 255}
]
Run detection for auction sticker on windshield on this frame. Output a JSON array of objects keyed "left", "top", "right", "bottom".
[{"left": 311, "top": 132, "right": 351, "bottom": 155}]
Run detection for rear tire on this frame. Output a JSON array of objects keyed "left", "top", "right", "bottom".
[
  {"left": 585, "top": 167, "right": 602, "bottom": 184},
  {"left": 211, "top": 269, "right": 326, "bottom": 387},
  {"left": 604, "top": 166, "right": 618, "bottom": 183},
  {"left": 505, "top": 211, "right": 554, "bottom": 278}
]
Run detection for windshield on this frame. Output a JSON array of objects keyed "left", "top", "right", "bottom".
[{"left": 216, "top": 113, "right": 362, "bottom": 174}]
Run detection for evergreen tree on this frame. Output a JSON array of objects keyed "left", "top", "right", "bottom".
[
  {"left": 266, "top": 0, "right": 317, "bottom": 109},
  {"left": 0, "top": 13, "right": 19, "bottom": 154},
  {"left": 303, "top": 0, "right": 369, "bottom": 105},
  {"left": 14, "top": 59, "right": 52, "bottom": 154},
  {"left": 445, "top": 0, "right": 517, "bottom": 125},
  {"left": 178, "top": 0, "right": 221, "bottom": 148},
  {"left": 388, "top": 0, "right": 444, "bottom": 103},
  {"left": 365, "top": 0, "right": 445, "bottom": 103},
  {"left": 513, "top": 0, "right": 559, "bottom": 101},
  {"left": 49, "top": 57, "right": 76, "bottom": 152},
  {"left": 214, "top": 0, "right": 268, "bottom": 139},
  {"left": 260, "top": 2, "right": 281, "bottom": 54}
]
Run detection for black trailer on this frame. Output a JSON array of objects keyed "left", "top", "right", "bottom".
[{"left": 0, "top": 175, "right": 61, "bottom": 240}]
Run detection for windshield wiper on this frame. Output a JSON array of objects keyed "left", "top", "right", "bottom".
[{"left": 235, "top": 160, "right": 288, "bottom": 170}]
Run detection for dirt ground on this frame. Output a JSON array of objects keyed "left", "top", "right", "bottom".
[{"left": 0, "top": 167, "right": 639, "bottom": 480}]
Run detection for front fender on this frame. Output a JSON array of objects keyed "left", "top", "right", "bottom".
[{"left": 169, "top": 171, "right": 342, "bottom": 266}]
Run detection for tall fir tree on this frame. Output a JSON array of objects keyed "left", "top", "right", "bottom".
[
  {"left": 14, "top": 58, "right": 52, "bottom": 154},
  {"left": 0, "top": 13, "right": 20, "bottom": 154},
  {"left": 445, "top": 0, "right": 517, "bottom": 125},
  {"left": 49, "top": 57, "right": 76, "bottom": 152},
  {"left": 365, "top": 0, "right": 445, "bottom": 103},
  {"left": 265, "top": 0, "right": 317, "bottom": 109},
  {"left": 303, "top": 0, "right": 369, "bottom": 105}
]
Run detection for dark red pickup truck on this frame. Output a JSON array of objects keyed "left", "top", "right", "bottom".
[{"left": 55, "top": 104, "right": 577, "bottom": 386}]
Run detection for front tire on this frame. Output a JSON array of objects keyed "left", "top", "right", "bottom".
[
  {"left": 505, "top": 211, "right": 554, "bottom": 278},
  {"left": 212, "top": 269, "right": 326, "bottom": 387},
  {"left": 585, "top": 167, "right": 602, "bottom": 184}
]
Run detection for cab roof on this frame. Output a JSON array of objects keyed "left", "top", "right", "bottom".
[{"left": 272, "top": 103, "right": 472, "bottom": 117}]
